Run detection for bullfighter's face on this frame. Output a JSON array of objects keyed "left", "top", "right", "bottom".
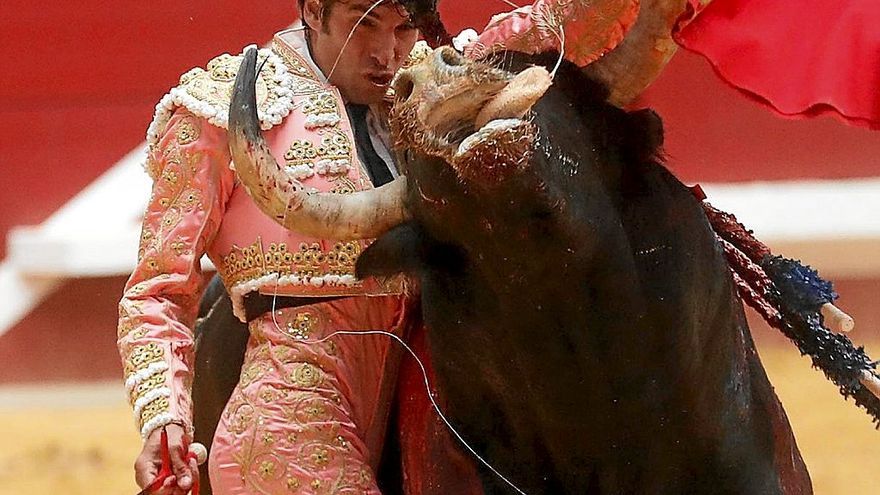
[
  {"left": 305, "top": 0, "right": 419, "bottom": 105},
  {"left": 390, "top": 46, "right": 552, "bottom": 185}
]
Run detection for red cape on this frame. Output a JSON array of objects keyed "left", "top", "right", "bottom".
[{"left": 676, "top": 0, "right": 880, "bottom": 129}]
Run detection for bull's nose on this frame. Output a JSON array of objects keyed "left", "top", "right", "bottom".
[
  {"left": 393, "top": 70, "right": 416, "bottom": 103},
  {"left": 434, "top": 46, "right": 467, "bottom": 73}
]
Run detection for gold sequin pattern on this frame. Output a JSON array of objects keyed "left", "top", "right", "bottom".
[
  {"left": 221, "top": 240, "right": 267, "bottom": 287},
  {"left": 283, "top": 130, "right": 352, "bottom": 173},
  {"left": 178, "top": 53, "right": 278, "bottom": 114},
  {"left": 328, "top": 242, "right": 359, "bottom": 275},
  {"left": 264, "top": 243, "right": 294, "bottom": 276},
  {"left": 220, "top": 237, "right": 368, "bottom": 288},
  {"left": 222, "top": 381, "right": 375, "bottom": 494},
  {"left": 130, "top": 372, "right": 167, "bottom": 405},
  {"left": 317, "top": 131, "right": 351, "bottom": 159},
  {"left": 137, "top": 141, "right": 205, "bottom": 279},
  {"left": 123, "top": 343, "right": 164, "bottom": 376},
  {"left": 283, "top": 310, "right": 320, "bottom": 340},
  {"left": 139, "top": 396, "right": 170, "bottom": 426},
  {"left": 284, "top": 139, "right": 319, "bottom": 166},
  {"left": 175, "top": 116, "right": 201, "bottom": 145},
  {"left": 302, "top": 92, "right": 338, "bottom": 117},
  {"left": 291, "top": 243, "right": 326, "bottom": 279},
  {"left": 288, "top": 363, "right": 323, "bottom": 388}
]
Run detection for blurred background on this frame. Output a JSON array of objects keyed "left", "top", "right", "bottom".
[{"left": 0, "top": 1, "right": 877, "bottom": 493}]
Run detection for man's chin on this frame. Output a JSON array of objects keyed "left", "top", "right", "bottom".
[{"left": 345, "top": 84, "right": 387, "bottom": 106}]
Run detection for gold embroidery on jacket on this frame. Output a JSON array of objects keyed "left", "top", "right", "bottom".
[
  {"left": 318, "top": 131, "right": 352, "bottom": 161},
  {"left": 124, "top": 342, "right": 164, "bottom": 376},
  {"left": 221, "top": 240, "right": 267, "bottom": 287},
  {"left": 302, "top": 92, "right": 338, "bottom": 117},
  {"left": 326, "top": 242, "right": 360, "bottom": 276},
  {"left": 179, "top": 53, "right": 280, "bottom": 115},
  {"left": 130, "top": 373, "right": 167, "bottom": 405},
  {"left": 284, "top": 140, "right": 319, "bottom": 166},
  {"left": 264, "top": 243, "right": 294, "bottom": 276},
  {"left": 329, "top": 176, "right": 356, "bottom": 195},
  {"left": 121, "top": 342, "right": 174, "bottom": 430},
  {"left": 138, "top": 141, "right": 205, "bottom": 279},
  {"left": 176, "top": 116, "right": 201, "bottom": 145},
  {"left": 140, "top": 396, "right": 170, "bottom": 426}
]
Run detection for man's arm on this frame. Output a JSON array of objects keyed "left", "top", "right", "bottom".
[{"left": 118, "top": 108, "right": 234, "bottom": 491}]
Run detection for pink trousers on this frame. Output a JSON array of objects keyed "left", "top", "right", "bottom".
[{"left": 208, "top": 295, "right": 408, "bottom": 494}]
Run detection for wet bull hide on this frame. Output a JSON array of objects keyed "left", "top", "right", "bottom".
[{"left": 351, "top": 50, "right": 812, "bottom": 494}]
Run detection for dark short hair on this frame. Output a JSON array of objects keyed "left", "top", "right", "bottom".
[
  {"left": 299, "top": 0, "right": 410, "bottom": 31},
  {"left": 297, "top": 0, "right": 342, "bottom": 31}
]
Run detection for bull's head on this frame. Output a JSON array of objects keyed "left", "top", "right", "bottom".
[{"left": 390, "top": 46, "right": 551, "bottom": 185}]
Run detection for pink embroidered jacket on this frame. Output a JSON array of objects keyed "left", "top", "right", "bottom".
[{"left": 118, "top": 30, "right": 408, "bottom": 439}]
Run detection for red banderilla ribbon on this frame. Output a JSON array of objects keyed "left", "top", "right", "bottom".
[{"left": 137, "top": 428, "right": 201, "bottom": 495}]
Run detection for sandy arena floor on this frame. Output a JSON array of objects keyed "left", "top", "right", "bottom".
[{"left": 0, "top": 340, "right": 877, "bottom": 494}]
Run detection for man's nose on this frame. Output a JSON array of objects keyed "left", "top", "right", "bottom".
[{"left": 370, "top": 36, "right": 398, "bottom": 68}]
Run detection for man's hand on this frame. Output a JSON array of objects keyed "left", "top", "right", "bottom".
[{"left": 134, "top": 423, "right": 198, "bottom": 494}]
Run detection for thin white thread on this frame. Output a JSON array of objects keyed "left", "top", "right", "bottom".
[
  {"left": 264, "top": 264, "right": 529, "bottom": 494},
  {"left": 304, "top": 329, "right": 530, "bottom": 495},
  {"left": 489, "top": 0, "right": 565, "bottom": 79},
  {"left": 549, "top": 18, "right": 565, "bottom": 78},
  {"left": 532, "top": 4, "right": 566, "bottom": 79},
  {"left": 327, "top": 0, "right": 387, "bottom": 81}
]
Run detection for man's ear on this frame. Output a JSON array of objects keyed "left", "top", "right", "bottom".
[{"left": 302, "top": 0, "right": 323, "bottom": 31}]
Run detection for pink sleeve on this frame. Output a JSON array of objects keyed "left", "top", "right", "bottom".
[
  {"left": 117, "top": 109, "right": 235, "bottom": 439},
  {"left": 465, "top": 0, "right": 639, "bottom": 67}
]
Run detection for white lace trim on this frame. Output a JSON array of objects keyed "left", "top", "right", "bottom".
[
  {"left": 304, "top": 112, "right": 341, "bottom": 130},
  {"left": 285, "top": 163, "right": 316, "bottom": 180},
  {"left": 124, "top": 361, "right": 169, "bottom": 392},
  {"left": 140, "top": 412, "right": 176, "bottom": 440},
  {"left": 229, "top": 273, "right": 360, "bottom": 321},
  {"left": 133, "top": 387, "right": 172, "bottom": 419},
  {"left": 315, "top": 158, "right": 351, "bottom": 175}
]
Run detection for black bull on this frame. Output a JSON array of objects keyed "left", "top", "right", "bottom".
[{"left": 193, "top": 52, "right": 811, "bottom": 493}]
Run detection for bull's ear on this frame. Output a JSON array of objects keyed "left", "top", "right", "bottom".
[
  {"left": 356, "top": 221, "right": 425, "bottom": 279},
  {"left": 625, "top": 108, "right": 664, "bottom": 162}
]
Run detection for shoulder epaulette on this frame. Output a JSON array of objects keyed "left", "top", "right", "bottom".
[{"left": 145, "top": 45, "right": 298, "bottom": 151}]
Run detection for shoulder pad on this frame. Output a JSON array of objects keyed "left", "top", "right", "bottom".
[{"left": 145, "top": 46, "right": 300, "bottom": 149}]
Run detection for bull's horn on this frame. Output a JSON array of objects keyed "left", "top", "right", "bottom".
[
  {"left": 583, "top": 0, "right": 689, "bottom": 106},
  {"left": 475, "top": 66, "right": 552, "bottom": 129},
  {"left": 228, "top": 47, "right": 411, "bottom": 240}
]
